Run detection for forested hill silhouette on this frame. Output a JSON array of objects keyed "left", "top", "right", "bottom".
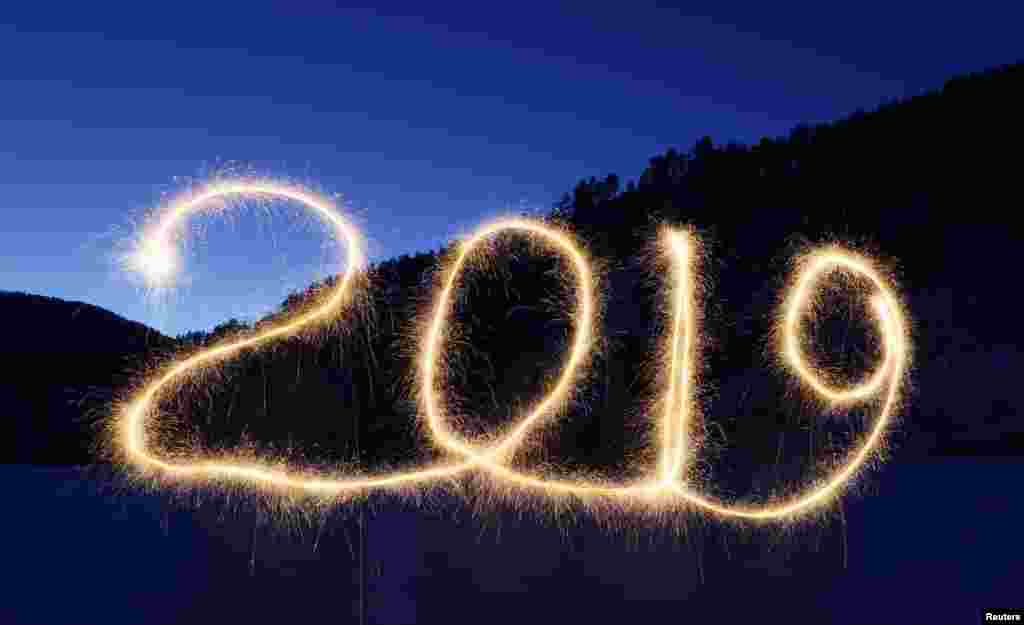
[
  {"left": 1, "top": 291, "right": 175, "bottom": 464},
  {"left": 7, "top": 60, "right": 1022, "bottom": 467}
]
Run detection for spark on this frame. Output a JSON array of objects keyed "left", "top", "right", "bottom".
[
  {"left": 131, "top": 238, "right": 179, "bottom": 288},
  {"left": 114, "top": 186, "right": 910, "bottom": 523}
]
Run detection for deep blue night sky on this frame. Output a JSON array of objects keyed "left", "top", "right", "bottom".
[{"left": 2, "top": 1, "right": 1021, "bottom": 335}]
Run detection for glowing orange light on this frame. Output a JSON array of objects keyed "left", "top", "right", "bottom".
[{"left": 113, "top": 182, "right": 910, "bottom": 522}]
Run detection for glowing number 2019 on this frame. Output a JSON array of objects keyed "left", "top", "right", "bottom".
[{"left": 114, "top": 182, "right": 909, "bottom": 522}]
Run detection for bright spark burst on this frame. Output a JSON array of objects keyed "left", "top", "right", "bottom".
[
  {"left": 112, "top": 182, "right": 911, "bottom": 523},
  {"left": 130, "top": 237, "right": 179, "bottom": 288}
]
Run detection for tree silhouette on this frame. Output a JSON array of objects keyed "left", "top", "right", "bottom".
[{"left": 9, "top": 60, "right": 1024, "bottom": 465}]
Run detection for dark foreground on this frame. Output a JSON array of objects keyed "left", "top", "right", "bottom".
[{"left": 2, "top": 460, "right": 1019, "bottom": 624}]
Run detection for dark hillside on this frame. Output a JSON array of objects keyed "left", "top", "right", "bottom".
[
  {"left": 1, "top": 291, "right": 175, "bottom": 464},
  {"left": 6, "top": 61, "right": 1022, "bottom": 468}
]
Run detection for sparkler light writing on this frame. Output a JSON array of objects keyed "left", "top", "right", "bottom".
[{"left": 113, "top": 181, "right": 911, "bottom": 523}]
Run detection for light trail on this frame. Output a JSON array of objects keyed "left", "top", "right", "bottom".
[
  {"left": 417, "top": 218, "right": 600, "bottom": 469},
  {"left": 658, "top": 230, "right": 697, "bottom": 487},
  {"left": 114, "top": 183, "right": 910, "bottom": 522}
]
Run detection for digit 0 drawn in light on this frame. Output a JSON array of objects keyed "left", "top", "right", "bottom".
[{"left": 113, "top": 181, "right": 910, "bottom": 522}]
